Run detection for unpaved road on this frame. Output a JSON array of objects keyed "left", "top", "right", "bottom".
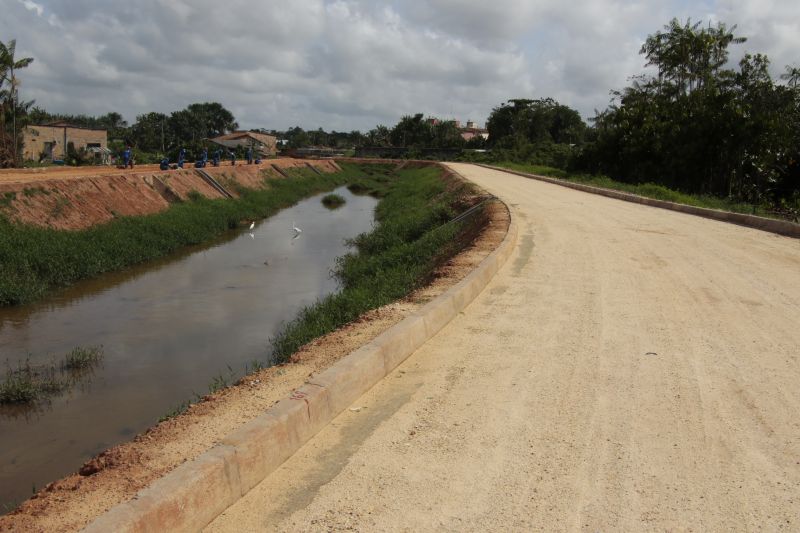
[{"left": 207, "top": 163, "right": 800, "bottom": 532}]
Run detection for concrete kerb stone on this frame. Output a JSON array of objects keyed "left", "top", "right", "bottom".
[
  {"left": 308, "top": 345, "right": 388, "bottom": 415},
  {"left": 479, "top": 163, "right": 800, "bottom": 239},
  {"left": 219, "top": 412, "right": 294, "bottom": 494},
  {"left": 373, "top": 315, "right": 429, "bottom": 371},
  {"left": 83, "top": 445, "right": 241, "bottom": 533},
  {"left": 81, "top": 167, "right": 518, "bottom": 533}
]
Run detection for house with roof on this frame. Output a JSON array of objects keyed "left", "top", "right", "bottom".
[
  {"left": 22, "top": 121, "right": 109, "bottom": 163},
  {"left": 208, "top": 131, "right": 278, "bottom": 157}
]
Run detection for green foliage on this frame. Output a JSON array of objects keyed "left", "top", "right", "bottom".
[
  {"left": 487, "top": 98, "right": 586, "bottom": 147},
  {"left": 495, "top": 162, "right": 783, "bottom": 218},
  {"left": 321, "top": 193, "right": 346, "bottom": 209},
  {"left": 389, "top": 113, "right": 465, "bottom": 149},
  {"left": 0, "top": 38, "right": 34, "bottom": 167},
  {"left": 270, "top": 165, "right": 486, "bottom": 361},
  {"left": 65, "top": 141, "right": 93, "bottom": 166},
  {"left": 63, "top": 346, "right": 104, "bottom": 370},
  {"left": 281, "top": 126, "right": 365, "bottom": 149},
  {"left": 1, "top": 345, "right": 104, "bottom": 405},
  {"left": 580, "top": 18, "right": 800, "bottom": 208}
]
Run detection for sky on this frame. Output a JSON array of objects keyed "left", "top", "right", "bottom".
[{"left": 2, "top": 0, "right": 799, "bottom": 132}]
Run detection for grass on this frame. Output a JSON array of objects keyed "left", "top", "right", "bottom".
[
  {"left": 157, "top": 400, "right": 192, "bottom": 423},
  {"left": 0, "top": 192, "right": 16, "bottom": 209},
  {"left": 269, "top": 164, "right": 487, "bottom": 362},
  {"left": 493, "top": 161, "right": 788, "bottom": 219},
  {"left": 62, "top": 345, "right": 104, "bottom": 370},
  {"left": 321, "top": 193, "right": 346, "bottom": 209},
  {"left": 0, "top": 346, "right": 105, "bottom": 405},
  {"left": 0, "top": 163, "right": 377, "bottom": 307}
]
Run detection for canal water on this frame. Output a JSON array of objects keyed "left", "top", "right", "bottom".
[{"left": 0, "top": 187, "right": 377, "bottom": 508}]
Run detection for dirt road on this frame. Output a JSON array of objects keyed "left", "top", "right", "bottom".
[{"left": 207, "top": 163, "right": 800, "bottom": 532}]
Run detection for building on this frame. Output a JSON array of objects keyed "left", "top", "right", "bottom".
[
  {"left": 208, "top": 131, "right": 278, "bottom": 157},
  {"left": 22, "top": 121, "right": 108, "bottom": 163},
  {"left": 459, "top": 120, "right": 489, "bottom": 142}
]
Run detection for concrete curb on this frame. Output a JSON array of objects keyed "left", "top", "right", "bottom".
[
  {"left": 478, "top": 164, "right": 800, "bottom": 239},
  {"left": 81, "top": 175, "right": 518, "bottom": 533}
]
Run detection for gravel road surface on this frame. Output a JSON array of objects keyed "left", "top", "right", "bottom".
[{"left": 207, "top": 163, "right": 800, "bottom": 532}]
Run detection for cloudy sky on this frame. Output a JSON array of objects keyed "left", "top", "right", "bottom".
[{"left": 2, "top": 0, "right": 798, "bottom": 131}]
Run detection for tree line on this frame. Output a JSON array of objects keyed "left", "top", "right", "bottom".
[
  {"left": 3, "top": 19, "right": 799, "bottom": 211},
  {"left": 481, "top": 19, "right": 799, "bottom": 211}
]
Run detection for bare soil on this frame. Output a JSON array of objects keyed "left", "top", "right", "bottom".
[
  {"left": 0, "top": 193, "right": 509, "bottom": 532},
  {"left": 0, "top": 159, "right": 339, "bottom": 230}
]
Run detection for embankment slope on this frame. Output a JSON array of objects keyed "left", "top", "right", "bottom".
[{"left": 0, "top": 160, "right": 339, "bottom": 230}]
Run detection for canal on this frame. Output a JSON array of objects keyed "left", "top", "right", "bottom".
[{"left": 0, "top": 186, "right": 377, "bottom": 508}]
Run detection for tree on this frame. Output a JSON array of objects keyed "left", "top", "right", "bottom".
[
  {"left": 167, "top": 102, "right": 237, "bottom": 156},
  {"left": 581, "top": 18, "right": 800, "bottom": 208},
  {"left": 781, "top": 65, "right": 800, "bottom": 88},
  {"left": 390, "top": 114, "right": 430, "bottom": 147},
  {"left": 0, "top": 39, "right": 34, "bottom": 167},
  {"left": 366, "top": 125, "right": 391, "bottom": 146},
  {"left": 130, "top": 112, "right": 169, "bottom": 153}
]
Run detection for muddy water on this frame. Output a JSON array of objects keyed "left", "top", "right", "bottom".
[{"left": 0, "top": 187, "right": 377, "bottom": 508}]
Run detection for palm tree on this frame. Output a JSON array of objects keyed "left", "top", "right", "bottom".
[
  {"left": 0, "top": 39, "right": 34, "bottom": 167},
  {"left": 781, "top": 65, "right": 800, "bottom": 88}
]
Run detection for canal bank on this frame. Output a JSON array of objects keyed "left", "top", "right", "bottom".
[
  {"left": 0, "top": 161, "right": 357, "bottom": 306},
  {"left": 0, "top": 163, "right": 507, "bottom": 531}
]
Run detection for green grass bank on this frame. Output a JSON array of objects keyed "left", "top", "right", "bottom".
[{"left": 269, "top": 164, "right": 487, "bottom": 362}]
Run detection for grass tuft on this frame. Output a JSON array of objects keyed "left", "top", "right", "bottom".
[
  {"left": 321, "top": 193, "right": 346, "bottom": 209},
  {"left": 1, "top": 346, "right": 105, "bottom": 405},
  {"left": 63, "top": 346, "right": 104, "bottom": 370}
]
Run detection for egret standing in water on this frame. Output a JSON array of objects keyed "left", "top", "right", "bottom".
[{"left": 249, "top": 221, "right": 255, "bottom": 230}]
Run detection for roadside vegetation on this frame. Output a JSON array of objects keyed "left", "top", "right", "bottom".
[
  {"left": 493, "top": 162, "right": 784, "bottom": 219},
  {"left": 465, "top": 20, "right": 800, "bottom": 221},
  {"left": 0, "top": 164, "right": 373, "bottom": 306},
  {"left": 269, "top": 164, "right": 487, "bottom": 361}
]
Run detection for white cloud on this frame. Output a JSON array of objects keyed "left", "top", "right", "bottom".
[
  {"left": 18, "top": 0, "right": 43, "bottom": 16},
  {"left": 0, "top": 0, "right": 798, "bottom": 131}
]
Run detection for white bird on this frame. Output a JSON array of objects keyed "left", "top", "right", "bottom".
[
  {"left": 249, "top": 221, "right": 255, "bottom": 230},
  {"left": 292, "top": 221, "right": 302, "bottom": 234}
]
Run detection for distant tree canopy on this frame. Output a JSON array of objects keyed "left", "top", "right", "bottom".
[
  {"left": 30, "top": 102, "right": 239, "bottom": 160},
  {"left": 580, "top": 18, "right": 800, "bottom": 205},
  {"left": 387, "top": 113, "right": 464, "bottom": 149},
  {"left": 277, "top": 127, "right": 365, "bottom": 149},
  {"left": 487, "top": 98, "right": 586, "bottom": 147}
]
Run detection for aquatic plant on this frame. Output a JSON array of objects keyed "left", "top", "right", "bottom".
[{"left": 321, "top": 193, "right": 346, "bottom": 209}]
